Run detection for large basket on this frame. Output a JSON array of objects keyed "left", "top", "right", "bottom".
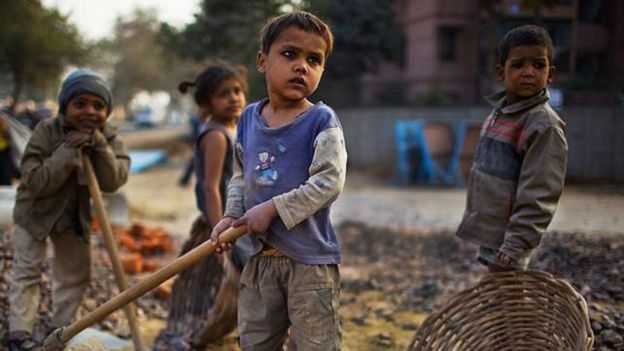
[{"left": 408, "top": 270, "right": 594, "bottom": 351}]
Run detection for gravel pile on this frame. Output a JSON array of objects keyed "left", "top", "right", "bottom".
[
  {"left": 532, "top": 233, "right": 624, "bottom": 350},
  {"left": 339, "top": 222, "right": 624, "bottom": 350},
  {"left": 0, "top": 233, "right": 171, "bottom": 348},
  {"left": 1, "top": 222, "right": 622, "bottom": 350}
]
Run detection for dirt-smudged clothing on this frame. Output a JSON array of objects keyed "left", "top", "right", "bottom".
[
  {"left": 224, "top": 99, "right": 347, "bottom": 350},
  {"left": 9, "top": 115, "right": 128, "bottom": 333},
  {"left": 224, "top": 100, "right": 347, "bottom": 265},
  {"left": 13, "top": 115, "right": 129, "bottom": 240},
  {"left": 456, "top": 90, "right": 568, "bottom": 261}
]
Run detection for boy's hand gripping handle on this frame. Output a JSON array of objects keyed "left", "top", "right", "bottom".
[{"left": 43, "top": 224, "right": 248, "bottom": 350}]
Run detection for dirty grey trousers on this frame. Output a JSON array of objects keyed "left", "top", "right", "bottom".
[
  {"left": 238, "top": 255, "right": 341, "bottom": 351},
  {"left": 9, "top": 224, "right": 91, "bottom": 333}
]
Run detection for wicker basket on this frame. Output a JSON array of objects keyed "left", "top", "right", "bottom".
[{"left": 408, "top": 270, "right": 594, "bottom": 351}]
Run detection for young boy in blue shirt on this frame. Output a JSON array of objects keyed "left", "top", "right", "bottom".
[
  {"left": 211, "top": 11, "right": 347, "bottom": 351},
  {"left": 456, "top": 25, "right": 568, "bottom": 271}
]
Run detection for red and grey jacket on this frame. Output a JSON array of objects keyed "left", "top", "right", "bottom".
[{"left": 456, "top": 89, "right": 568, "bottom": 260}]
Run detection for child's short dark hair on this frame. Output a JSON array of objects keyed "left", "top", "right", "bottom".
[
  {"left": 178, "top": 61, "right": 248, "bottom": 106},
  {"left": 497, "top": 25, "right": 553, "bottom": 65},
  {"left": 260, "top": 11, "right": 334, "bottom": 57}
]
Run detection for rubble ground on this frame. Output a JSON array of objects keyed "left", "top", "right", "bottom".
[
  {"left": 1, "top": 158, "right": 623, "bottom": 350},
  {"left": 2, "top": 222, "right": 622, "bottom": 350}
]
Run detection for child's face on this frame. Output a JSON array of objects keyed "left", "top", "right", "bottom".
[
  {"left": 65, "top": 93, "right": 108, "bottom": 133},
  {"left": 257, "top": 27, "right": 327, "bottom": 104},
  {"left": 206, "top": 77, "right": 246, "bottom": 123},
  {"left": 496, "top": 45, "right": 555, "bottom": 104}
]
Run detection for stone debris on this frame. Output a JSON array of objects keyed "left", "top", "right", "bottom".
[
  {"left": 1, "top": 220, "right": 623, "bottom": 349},
  {"left": 0, "top": 221, "right": 176, "bottom": 348},
  {"left": 372, "top": 332, "right": 395, "bottom": 347},
  {"left": 339, "top": 222, "right": 624, "bottom": 351}
]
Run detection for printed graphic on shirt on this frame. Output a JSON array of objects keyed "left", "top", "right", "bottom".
[
  {"left": 276, "top": 140, "right": 287, "bottom": 154},
  {"left": 255, "top": 151, "right": 278, "bottom": 186}
]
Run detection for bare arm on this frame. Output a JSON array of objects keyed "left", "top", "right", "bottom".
[
  {"left": 212, "top": 139, "right": 244, "bottom": 248},
  {"left": 199, "top": 130, "right": 228, "bottom": 228}
]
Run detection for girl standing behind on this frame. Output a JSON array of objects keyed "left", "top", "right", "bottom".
[{"left": 155, "top": 61, "right": 252, "bottom": 350}]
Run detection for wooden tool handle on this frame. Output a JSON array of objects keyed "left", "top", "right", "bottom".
[
  {"left": 81, "top": 152, "right": 146, "bottom": 351},
  {"left": 55, "top": 224, "right": 248, "bottom": 344}
]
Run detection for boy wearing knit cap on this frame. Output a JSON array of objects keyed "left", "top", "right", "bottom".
[{"left": 8, "top": 69, "right": 129, "bottom": 350}]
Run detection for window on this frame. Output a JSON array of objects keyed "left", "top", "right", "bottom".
[{"left": 438, "top": 27, "right": 459, "bottom": 61}]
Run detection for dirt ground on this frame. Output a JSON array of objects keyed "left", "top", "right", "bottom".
[
  {"left": 124, "top": 158, "right": 624, "bottom": 242},
  {"left": 120, "top": 156, "right": 624, "bottom": 350},
  {"left": 1, "top": 146, "right": 623, "bottom": 350}
]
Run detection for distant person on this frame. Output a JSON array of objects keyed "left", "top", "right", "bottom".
[
  {"left": 177, "top": 113, "right": 201, "bottom": 187},
  {"left": 211, "top": 11, "right": 347, "bottom": 350},
  {"left": 16, "top": 100, "right": 41, "bottom": 130},
  {"left": 456, "top": 25, "right": 568, "bottom": 272},
  {"left": 155, "top": 61, "right": 253, "bottom": 349},
  {"left": 8, "top": 69, "right": 129, "bottom": 350}
]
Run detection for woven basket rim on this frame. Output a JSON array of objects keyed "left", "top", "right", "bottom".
[{"left": 408, "top": 270, "right": 595, "bottom": 351}]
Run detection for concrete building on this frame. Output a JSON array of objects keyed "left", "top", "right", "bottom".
[{"left": 362, "top": 0, "right": 624, "bottom": 106}]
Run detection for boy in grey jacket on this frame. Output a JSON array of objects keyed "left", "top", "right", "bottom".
[
  {"left": 456, "top": 25, "right": 567, "bottom": 271},
  {"left": 8, "top": 69, "right": 129, "bottom": 350}
]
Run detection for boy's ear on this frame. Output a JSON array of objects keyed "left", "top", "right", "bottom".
[
  {"left": 256, "top": 51, "right": 266, "bottom": 73},
  {"left": 548, "top": 65, "right": 556, "bottom": 83},
  {"left": 495, "top": 64, "right": 504, "bottom": 81}
]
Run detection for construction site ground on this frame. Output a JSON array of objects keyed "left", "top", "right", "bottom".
[
  {"left": 119, "top": 150, "right": 624, "bottom": 350},
  {"left": 1, "top": 142, "right": 623, "bottom": 350},
  {"left": 126, "top": 155, "right": 624, "bottom": 240}
]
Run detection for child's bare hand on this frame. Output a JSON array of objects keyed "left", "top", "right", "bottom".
[
  {"left": 210, "top": 217, "right": 236, "bottom": 253},
  {"left": 234, "top": 199, "right": 277, "bottom": 235},
  {"left": 496, "top": 251, "right": 513, "bottom": 267},
  {"left": 64, "top": 131, "right": 93, "bottom": 148}
]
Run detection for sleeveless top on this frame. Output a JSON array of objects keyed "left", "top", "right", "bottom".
[
  {"left": 194, "top": 121, "right": 234, "bottom": 216},
  {"left": 194, "top": 120, "right": 253, "bottom": 268}
]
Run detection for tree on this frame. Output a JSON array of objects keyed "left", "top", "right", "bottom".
[
  {"left": 83, "top": 9, "right": 197, "bottom": 116},
  {"left": 105, "top": 9, "right": 171, "bottom": 109},
  {"left": 306, "top": 0, "right": 403, "bottom": 79},
  {"left": 0, "top": 0, "right": 85, "bottom": 113},
  {"left": 163, "top": 0, "right": 404, "bottom": 105},
  {"left": 305, "top": 0, "right": 404, "bottom": 105},
  {"left": 159, "top": 0, "right": 304, "bottom": 100},
  {"left": 171, "top": 0, "right": 300, "bottom": 63}
]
